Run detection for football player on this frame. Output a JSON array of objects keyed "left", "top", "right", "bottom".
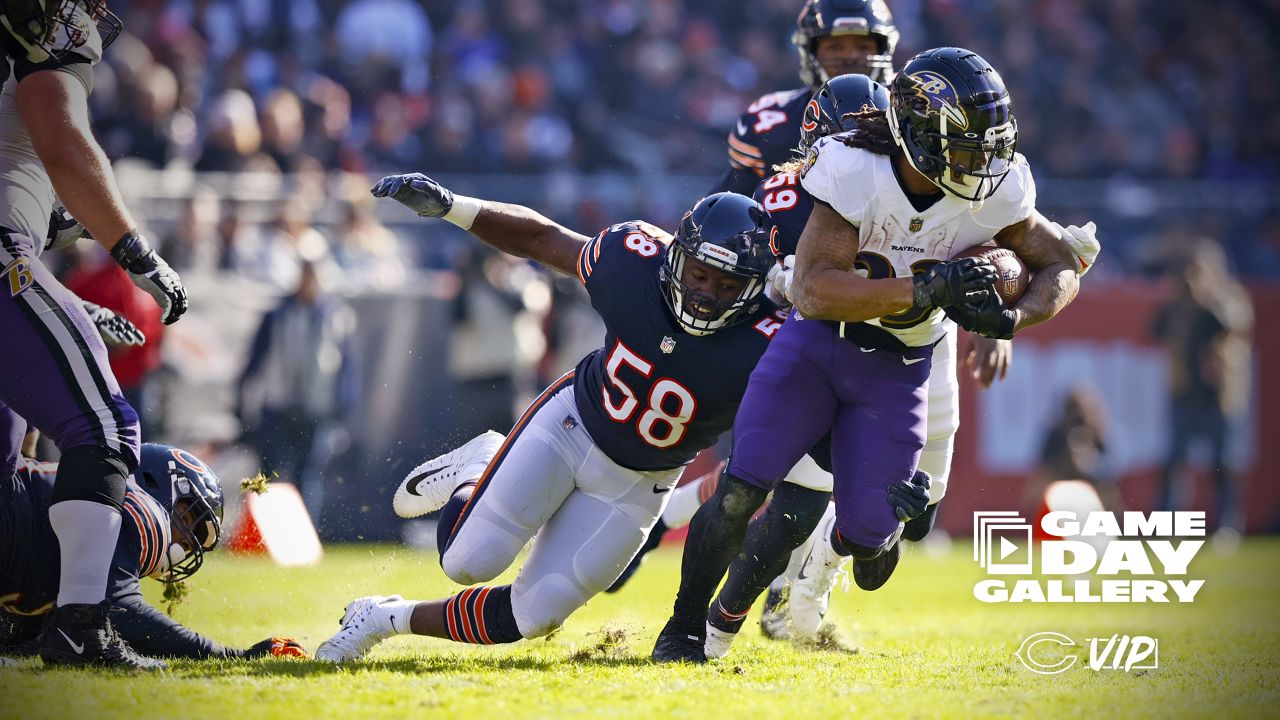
[
  {"left": 716, "top": 0, "right": 898, "bottom": 197},
  {"left": 0, "top": 442, "right": 308, "bottom": 660},
  {"left": 653, "top": 47, "right": 1087, "bottom": 663},
  {"left": 0, "top": 0, "right": 187, "bottom": 668},
  {"left": 314, "top": 177, "right": 782, "bottom": 660}
]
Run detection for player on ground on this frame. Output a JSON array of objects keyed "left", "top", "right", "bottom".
[
  {"left": 0, "top": 441, "right": 307, "bottom": 660},
  {"left": 314, "top": 178, "right": 781, "bottom": 660},
  {"left": 0, "top": 0, "right": 187, "bottom": 668},
  {"left": 654, "top": 47, "right": 1085, "bottom": 663}
]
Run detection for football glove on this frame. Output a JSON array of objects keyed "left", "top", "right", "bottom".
[
  {"left": 912, "top": 257, "right": 997, "bottom": 309},
  {"left": 46, "top": 206, "right": 89, "bottom": 252},
  {"left": 765, "top": 254, "right": 795, "bottom": 306},
  {"left": 1054, "top": 221, "right": 1100, "bottom": 276},
  {"left": 110, "top": 233, "right": 188, "bottom": 325},
  {"left": 945, "top": 291, "right": 1017, "bottom": 340},
  {"left": 887, "top": 470, "right": 932, "bottom": 523},
  {"left": 245, "top": 637, "right": 310, "bottom": 659},
  {"left": 83, "top": 301, "right": 145, "bottom": 347},
  {"left": 371, "top": 173, "right": 454, "bottom": 218}
]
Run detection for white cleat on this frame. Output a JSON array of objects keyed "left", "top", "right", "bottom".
[
  {"left": 315, "top": 595, "right": 402, "bottom": 662},
  {"left": 393, "top": 431, "right": 505, "bottom": 518},
  {"left": 790, "top": 506, "right": 848, "bottom": 638},
  {"left": 758, "top": 585, "right": 793, "bottom": 641},
  {"left": 704, "top": 622, "right": 738, "bottom": 660}
]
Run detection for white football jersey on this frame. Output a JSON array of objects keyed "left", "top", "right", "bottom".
[{"left": 799, "top": 136, "right": 1037, "bottom": 346}]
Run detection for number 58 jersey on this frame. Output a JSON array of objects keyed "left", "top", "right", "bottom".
[
  {"left": 572, "top": 221, "right": 785, "bottom": 472},
  {"left": 799, "top": 135, "right": 1038, "bottom": 347}
]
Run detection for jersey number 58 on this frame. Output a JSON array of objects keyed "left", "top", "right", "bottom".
[{"left": 601, "top": 341, "right": 696, "bottom": 448}]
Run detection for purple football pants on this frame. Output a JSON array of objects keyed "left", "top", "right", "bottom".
[
  {"left": 728, "top": 314, "right": 930, "bottom": 549},
  {"left": 0, "top": 234, "right": 139, "bottom": 470}
]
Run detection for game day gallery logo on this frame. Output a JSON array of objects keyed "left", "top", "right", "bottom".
[{"left": 972, "top": 510, "right": 1207, "bottom": 603}]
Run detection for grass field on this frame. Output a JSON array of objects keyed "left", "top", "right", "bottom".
[{"left": 3, "top": 539, "right": 1278, "bottom": 720}]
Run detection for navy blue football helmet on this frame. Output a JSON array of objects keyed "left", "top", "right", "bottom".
[
  {"left": 662, "top": 193, "right": 776, "bottom": 336},
  {"left": 792, "top": 0, "right": 899, "bottom": 87},
  {"left": 0, "top": 0, "right": 122, "bottom": 59},
  {"left": 800, "top": 73, "right": 890, "bottom": 152},
  {"left": 887, "top": 47, "right": 1018, "bottom": 203},
  {"left": 135, "top": 443, "right": 224, "bottom": 582}
]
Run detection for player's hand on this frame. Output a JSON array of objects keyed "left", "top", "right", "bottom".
[
  {"left": 1053, "top": 221, "right": 1100, "bottom": 276},
  {"left": 912, "top": 257, "right": 997, "bottom": 309},
  {"left": 765, "top": 254, "right": 795, "bottom": 305},
  {"left": 110, "top": 233, "right": 188, "bottom": 325},
  {"left": 945, "top": 292, "right": 1016, "bottom": 340},
  {"left": 965, "top": 335, "right": 1011, "bottom": 389},
  {"left": 888, "top": 470, "right": 931, "bottom": 522},
  {"left": 371, "top": 173, "right": 454, "bottom": 218},
  {"left": 83, "top": 301, "right": 145, "bottom": 347},
  {"left": 46, "top": 206, "right": 90, "bottom": 252},
  {"left": 245, "top": 636, "right": 310, "bottom": 659}
]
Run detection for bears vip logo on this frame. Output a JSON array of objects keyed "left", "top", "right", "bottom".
[{"left": 907, "top": 71, "right": 969, "bottom": 131}]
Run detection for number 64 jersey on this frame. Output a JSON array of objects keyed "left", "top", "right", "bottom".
[
  {"left": 572, "top": 221, "right": 786, "bottom": 472},
  {"left": 799, "top": 135, "right": 1038, "bottom": 347}
]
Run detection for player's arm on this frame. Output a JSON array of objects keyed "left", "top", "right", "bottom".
[
  {"left": 791, "top": 200, "right": 911, "bottom": 321},
  {"left": 16, "top": 70, "right": 187, "bottom": 323},
  {"left": 791, "top": 201, "right": 995, "bottom": 322},
  {"left": 995, "top": 210, "right": 1080, "bottom": 333},
  {"left": 372, "top": 173, "right": 589, "bottom": 277},
  {"left": 109, "top": 590, "right": 306, "bottom": 659}
]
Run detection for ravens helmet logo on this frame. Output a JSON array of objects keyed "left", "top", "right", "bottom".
[{"left": 907, "top": 71, "right": 969, "bottom": 131}]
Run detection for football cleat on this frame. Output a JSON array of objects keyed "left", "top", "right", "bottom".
[
  {"left": 316, "top": 595, "right": 403, "bottom": 662},
  {"left": 790, "top": 508, "right": 848, "bottom": 637},
  {"left": 704, "top": 622, "right": 738, "bottom": 660},
  {"left": 39, "top": 602, "right": 167, "bottom": 670},
  {"left": 394, "top": 431, "right": 505, "bottom": 518},
  {"left": 0, "top": 656, "right": 17, "bottom": 668},
  {"left": 852, "top": 537, "right": 901, "bottom": 591},
  {"left": 651, "top": 617, "right": 707, "bottom": 664},
  {"left": 758, "top": 585, "right": 793, "bottom": 641}
]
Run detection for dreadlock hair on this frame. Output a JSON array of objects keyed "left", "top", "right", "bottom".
[{"left": 838, "top": 108, "right": 897, "bottom": 156}]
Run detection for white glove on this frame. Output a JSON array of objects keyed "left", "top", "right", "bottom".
[
  {"left": 765, "top": 254, "right": 796, "bottom": 306},
  {"left": 1055, "top": 221, "right": 1100, "bottom": 276},
  {"left": 46, "top": 206, "right": 89, "bottom": 252}
]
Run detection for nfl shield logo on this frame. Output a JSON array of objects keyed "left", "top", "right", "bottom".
[
  {"left": 909, "top": 217, "right": 923, "bottom": 233},
  {"left": 660, "top": 336, "right": 676, "bottom": 354}
]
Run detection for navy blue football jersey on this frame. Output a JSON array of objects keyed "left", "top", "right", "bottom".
[
  {"left": 0, "top": 459, "right": 167, "bottom": 618},
  {"left": 572, "top": 221, "right": 787, "bottom": 471},
  {"left": 753, "top": 170, "right": 816, "bottom": 259},
  {"left": 716, "top": 88, "right": 811, "bottom": 196}
]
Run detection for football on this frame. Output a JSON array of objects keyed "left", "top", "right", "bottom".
[{"left": 953, "top": 244, "right": 1029, "bottom": 303}]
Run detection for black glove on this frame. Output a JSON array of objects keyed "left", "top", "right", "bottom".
[
  {"left": 945, "top": 291, "right": 1017, "bottom": 340},
  {"left": 888, "top": 470, "right": 932, "bottom": 523},
  {"left": 243, "top": 636, "right": 309, "bottom": 659},
  {"left": 912, "top": 257, "right": 997, "bottom": 309},
  {"left": 110, "top": 233, "right": 187, "bottom": 325},
  {"left": 83, "top": 301, "right": 145, "bottom": 346},
  {"left": 370, "top": 173, "right": 454, "bottom": 217}
]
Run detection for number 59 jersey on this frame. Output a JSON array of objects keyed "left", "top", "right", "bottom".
[
  {"left": 572, "top": 221, "right": 785, "bottom": 472},
  {"left": 799, "top": 135, "right": 1037, "bottom": 347}
]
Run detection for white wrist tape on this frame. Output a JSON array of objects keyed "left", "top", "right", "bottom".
[{"left": 442, "top": 195, "right": 482, "bottom": 230}]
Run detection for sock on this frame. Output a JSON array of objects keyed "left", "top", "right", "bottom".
[
  {"left": 381, "top": 599, "right": 421, "bottom": 636},
  {"left": 661, "top": 475, "right": 710, "bottom": 528},
  {"left": 711, "top": 485, "right": 829, "bottom": 623},
  {"left": 50, "top": 500, "right": 123, "bottom": 606},
  {"left": 669, "top": 473, "right": 768, "bottom": 626},
  {"left": 442, "top": 585, "right": 522, "bottom": 644}
]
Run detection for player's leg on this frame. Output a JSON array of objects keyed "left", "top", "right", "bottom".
[
  {"left": 315, "top": 377, "right": 584, "bottom": 660},
  {"left": 0, "top": 242, "right": 158, "bottom": 669},
  {"left": 827, "top": 347, "right": 930, "bottom": 591},
  {"left": 0, "top": 403, "right": 26, "bottom": 483},
  {"left": 655, "top": 317, "right": 839, "bottom": 662},
  {"left": 905, "top": 334, "right": 958, "bottom": 542},
  {"left": 705, "top": 479, "right": 830, "bottom": 657}
]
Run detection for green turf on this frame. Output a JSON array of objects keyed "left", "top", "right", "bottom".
[{"left": 3, "top": 539, "right": 1278, "bottom": 720}]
